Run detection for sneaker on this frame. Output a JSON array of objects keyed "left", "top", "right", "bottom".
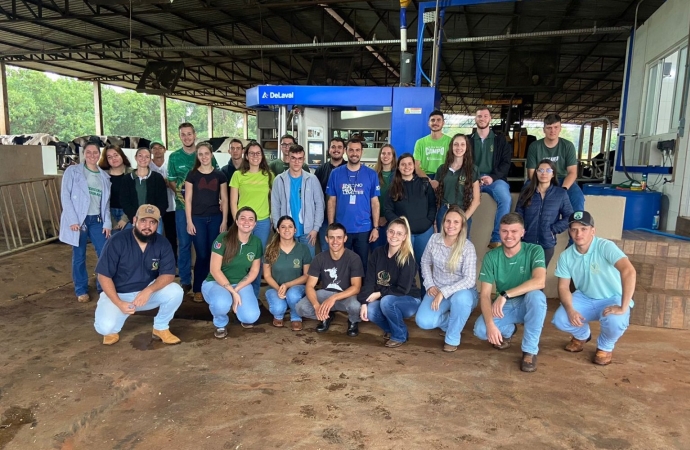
[
  {"left": 385, "top": 339, "right": 404, "bottom": 348},
  {"left": 521, "top": 352, "right": 537, "bottom": 372},
  {"left": 102, "top": 333, "right": 119, "bottom": 345},
  {"left": 214, "top": 327, "right": 227, "bottom": 339},
  {"left": 151, "top": 328, "right": 181, "bottom": 345},
  {"left": 565, "top": 335, "right": 591, "bottom": 352},
  {"left": 192, "top": 292, "right": 204, "bottom": 303},
  {"left": 593, "top": 348, "right": 613, "bottom": 365},
  {"left": 77, "top": 294, "right": 90, "bottom": 303},
  {"left": 383, "top": 332, "right": 391, "bottom": 340},
  {"left": 443, "top": 344, "right": 458, "bottom": 352}
]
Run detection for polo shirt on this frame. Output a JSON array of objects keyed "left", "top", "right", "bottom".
[
  {"left": 270, "top": 242, "right": 312, "bottom": 285},
  {"left": 555, "top": 236, "right": 631, "bottom": 303},
  {"left": 325, "top": 164, "right": 380, "bottom": 234},
  {"left": 479, "top": 242, "right": 545, "bottom": 293},
  {"left": 207, "top": 233, "right": 264, "bottom": 284},
  {"left": 95, "top": 230, "right": 176, "bottom": 293}
]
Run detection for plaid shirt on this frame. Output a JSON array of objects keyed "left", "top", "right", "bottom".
[{"left": 420, "top": 233, "right": 477, "bottom": 298}]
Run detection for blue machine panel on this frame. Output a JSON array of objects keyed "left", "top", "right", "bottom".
[
  {"left": 246, "top": 85, "right": 393, "bottom": 108},
  {"left": 390, "top": 87, "right": 440, "bottom": 154}
]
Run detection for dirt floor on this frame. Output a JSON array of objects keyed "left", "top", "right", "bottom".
[{"left": 0, "top": 243, "right": 689, "bottom": 450}]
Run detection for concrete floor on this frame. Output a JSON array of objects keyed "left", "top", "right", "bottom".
[{"left": 0, "top": 243, "right": 689, "bottom": 450}]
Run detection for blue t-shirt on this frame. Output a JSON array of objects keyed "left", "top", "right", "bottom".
[
  {"left": 95, "top": 229, "right": 176, "bottom": 293},
  {"left": 555, "top": 236, "right": 632, "bottom": 304},
  {"left": 326, "top": 165, "right": 380, "bottom": 233},
  {"left": 289, "top": 174, "right": 304, "bottom": 236}
]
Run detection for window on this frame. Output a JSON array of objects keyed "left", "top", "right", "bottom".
[{"left": 642, "top": 44, "right": 688, "bottom": 137}]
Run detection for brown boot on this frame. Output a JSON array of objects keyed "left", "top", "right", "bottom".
[
  {"left": 102, "top": 333, "right": 119, "bottom": 345},
  {"left": 152, "top": 328, "right": 181, "bottom": 345},
  {"left": 77, "top": 294, "right": 90, "bottom": 303},
  {"left": 564, "top": 335, "right": 591, "bottom": 352},
  {"left": 520, "top": 352, "right": 537, "bottom": 372},
  {"left": 443, "top": 344, "right": 458, "bottom": 352},
  {"left": 291, "top": 321, "right": 303, "bottom": 331},
  {"left": 593, "top": 348, "right": 612, "bottom": 365}
]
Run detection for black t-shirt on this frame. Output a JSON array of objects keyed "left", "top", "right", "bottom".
[
  {"left": 95, "top": 230, "right": 176, "bottom": 293},
  {"left": 308, "top": 248, "right": 364, "bottom": 292},
  {"left": 109, "top": 173, "right": 125, "bottom": 209},
  {"left": 184, "top": 169, "right": 228, "bottom": 217}
]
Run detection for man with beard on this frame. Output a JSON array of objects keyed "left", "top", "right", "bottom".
[
  {"left": 413, "top": 110, "right": 451, "bottom": 189},
  {"left": 326, "top": 138, "right": 380, "bottom": 272},
  {"left": 473, "top": 213, "right": 547, "bottom": 373},
  {"left": 470, "top": 106, "right": 513, "bottom": 249},
  {"left": 94, "top": 205, "right": 184, "bottom": 346},
  {"left": 314, "top": 137, "right": 346, "bottom": 251}
]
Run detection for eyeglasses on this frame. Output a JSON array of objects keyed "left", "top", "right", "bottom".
[
  {"left": 387, "top": 229, "right": 406, "bottom": 238},
  {"left": 280, "top": 143, "right": 293, "bottom": 147},
  {"left": 247, "top": 152, "right": 262, "bottom": 157},
  {"left": 537, "top": 168, "right": 554, "bottom": 174}
]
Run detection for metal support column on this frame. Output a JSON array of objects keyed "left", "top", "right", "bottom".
[
  {"left": 207, "top": 105, "right": 214, "bottom": 138},
  {"left": 243, "top": 112, "right": 249, "bottom": 139},
  {"left": 0, "top": 62, "right": 9, "bottom": 135},
  {"left": 93, "top": 81, "right": 103, "bottom": 136},
  {"left": 277, "top": 106, "right": 287, "bottom": 141},
  {"left": 160, "top": 96, "right": 168, "bottom": 147}
]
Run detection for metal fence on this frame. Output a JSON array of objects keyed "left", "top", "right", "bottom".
[{"left": 0, "top": 177, "right": 61, "bottom": 257}]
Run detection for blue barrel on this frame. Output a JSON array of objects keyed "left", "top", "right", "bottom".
[{"left": 582, "top": 184, "right": 662, "bottom": 230}]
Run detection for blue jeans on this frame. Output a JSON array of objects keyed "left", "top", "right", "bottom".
[
  {"left": 318, "top": 224, "right": 328, "bottom": 253},
  {"left": 297, "top": 234, "right": 316, "bottom": 258},
  {"left": 175, "top": 209, "right": 192, "bottom": 286},
  {"left": 202, "top": 280, "right": 260, "bottom": 328},
  {"left": 415, "top": 288, "right": 478, "bottom": 346},
  {"left": 110, "top": 208, "right": 132, "bottom": 235},
  {"left": 411, "top": 226, "right": 434, "bottom": 285},
  {"left": 190, "top": 214, "right": 223, "bottom": 293},
  {"left": 552, "top": 291, "right": 631, "bottom": 352},
  {"left": 345, "top": 231, "right": 371, "bottom": 273},
  {"left": 367, "top": 295, "right": 421, "bottom": 343},
  {"left": 473, "top": 290, "right": 547, "bottom": 355},
  {"left": 369, "top": 225, "right": 387, "bottom": 251},
  {"left": 294, "top": 289, "right": 361, "bottom": 324},
  {"left": 72, "top": 215, "right": 108, "bottom": 296},
  {"left": 266, "top": 285, "right": 306, "bottom": 321},
  {"left": 93, "top": 282, "right": 184, "bottom": 335},
  {"left": 251, "top": 218, "right": 271, "bottom": 298},
  {"left": 435, "top": 204, "right": 473, "bottom": 238},
  {"left": 480, "top": 179, "right": 511, "bottom": 243},
  {"left": 559, "top": 178, "right": 585, "bottom": 211}
]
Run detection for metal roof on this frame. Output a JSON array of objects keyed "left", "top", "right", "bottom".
[{"left": 0, "top": 0, "right": 667, "bottom": 122}]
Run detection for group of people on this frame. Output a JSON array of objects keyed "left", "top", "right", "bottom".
[{"left": 59, "top": 109, "right": 636, "bottom": 373}]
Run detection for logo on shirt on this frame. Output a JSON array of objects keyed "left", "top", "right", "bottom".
[
  {"left": 520, "top": 266, "right": 525, "bottom": 274},
  {"left": 151, "top": 259, "right": 159, "bottom": 270},
  {"left": 377, "top": 270, "right": 391, "bottom": 287},
  {"left": 323, "top": 267, "right": 342, "bottom": 291},
  {"left": 214, "top": 241, "right": 222, "bottom": 250},
  {"left": 490, "top": 144, "right": 494, "bottom": 153},
  {"left": 293, "top": 259, "right": 301, "bottom": 269},
  {"left": 341, "top": 183, "right": 364, "bottom": 196},
  {"left": 247, "top": 252, "right": 256, "bottom": 262},
  {"left": 426, "top": 147, "right": 445, "bottom": 156},
  {"left": 591, "top": 262, "right": 600, "bottom": 274}
]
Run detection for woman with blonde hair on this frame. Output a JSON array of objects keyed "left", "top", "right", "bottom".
[
  {"left": 359, "top": 217, "right": 421, "bottom": 348},
  {"left": 415, "top": 206, "right": 478, "bottom": 352},
  {"left": 371, "top": 144, "right": 397, "bottom": 249}
]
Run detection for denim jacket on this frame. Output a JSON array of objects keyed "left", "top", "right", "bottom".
[{"left": 59, "top": 163, "right": 112, "bottom": 247}]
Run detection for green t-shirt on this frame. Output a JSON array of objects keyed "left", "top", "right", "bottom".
[
  {"left": 436, "top": 164, "right": 479, "bottom": 206},
  {"left": 269, "top": 159, "right": 310, "bottom": 176},
  {"left": 269, "top": 242, "right": 313, "bottom": 285},
  {"left": 473, "top": 131, "right": 495, "bottom": 176},
  {"left": 207, "top": 233, "right": 264, "bottom": 284},
  {"left": 83, "top": 166, "right": 102, "bottom": 215},
  {"left": 413, "top": 134, "right": 451, "bottom": 175},
  {"left": 229, "top": 170, "right": 272, "bottom": 220},
  {"left": 167, "top": 148, "right": 218, "bottom": 210},
  {"left": 479, "top": 242, "right": 546, "bottom": 293},
  {"left": 526, "top": 138, "right": 577, "bottom": 179}
]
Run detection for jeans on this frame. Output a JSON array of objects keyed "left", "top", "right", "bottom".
[
  {"left": 344, "top": 231, "right": 371, "bottom": 273},
  {"left": 175, "top": 209, "right": 192, "bottom": 286},
  {"left": 93, "top": 283, "right": 184, "bottom": 335},
  {"left": 552, "top": 291, "right": 631, "bottom": 352},
  {"left": 202, "top": 280, "right": 260, "bottom": 328},
  {"left": 72, "top": 215, "right": 108, "bottom": 296},
  {"left": 411, "top": 226, "right": 434, "bottom": 285},
  {"left": 473, "top": 290, "right": 547, "bottom": 355},
  {"left": 366, "top": 295, "right": 421, "bottom": 343},
  {"left": 480, "top": 179, "right": 511, "bottom": 243},
  {"left": 251, "top": 218, "right": 271, "bottom": 298},
  {"left": 294, "top": 289, "right": 361, "bottom": 324},
  {"left": 297, "top": 234, "right": 316, "bottom": 258},
  {"left": 110, "top": 208, "right": 132, "bottom": 235},
  {"left": 415, "top": 288, "right": 478, "bottom": 346},
  {"left": 190, "top": 214, "right": 223, "bottom": 293},
  {"left": 559, "top": 178, "right": 585, "bottom": 212},
  {"left": 436, "top": 204, "right": 473, "bottom": 238},
  {"left": 369, "top": 227, "right": 387, "bottom": 251},
  {"left": 318, "top": 224, "right": 329, "bottom": 253},
  {"left": 266, "top": 285, "right": 307, "bottom": 322}
]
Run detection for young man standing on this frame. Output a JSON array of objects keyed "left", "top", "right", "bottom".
[
  {"left": 314, "top": 137, "right": 346, "bottom": 251},
  {"left": 473, "top": 213, "right": 547, "bottom": 373},
  {"left": 269, "top": 134, "right": 311, "bottom": 176},
  {"left": 413, "top": 110, "right": 451, "bottom": 189},
  {"left": 470, "top": 106, "right": 513, "bottom": 249},
  {"left": 552, "top": 211, "right": 636, "bottom": 365},
  {"left": 271, "top": 144, "right": 324, "bottom": 257},
  {"left": 220, "top": 138, "right": 244, "bottom": 183},
  {"left": 166, "top": 123, "right": 217, "bottom": 294},
  {"left": 326, "top": 138, "right": 380, "bottom": 272},
  {"left": 294, "top": 223, "right": 364, "bottom": 337},
  {"left": 149, "top": 139, "right": 177, "bottom": 262}
]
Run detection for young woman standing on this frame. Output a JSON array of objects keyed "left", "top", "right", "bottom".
[
  {"left": 359, "top": 217, "right": 421, "bottom": 348},
  {"left": 60, "top": 142, "right": 112, "bottom": 302},
  {"left": 371, "top": 144, "right": 397, "bottom": 250},
  {"left": 98, "top": 144, "right": 132, "bottom": 233},
  {"left": 185, "top": 142, "right": 229, "bottom": 302},
  {"left": 263, "top": 216, "right": 312, "bottom": 331},
  {"left": 120, "top": 147, "right": 168, "bottom": 235},
  {"left": 516, "top": 159, "right": 573, "bottom": 267}
]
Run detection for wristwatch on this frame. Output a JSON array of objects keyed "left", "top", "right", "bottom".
[{"left": 500, "top": 290, "right": 510, "bottom": 300}]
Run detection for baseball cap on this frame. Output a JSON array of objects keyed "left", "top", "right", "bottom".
[
  {"left": 569, "top": 210, "right": 594, "bottom": 227},
  {"left": 149, "top": 139, "right": 165, "bottom": 149},
  {"left": 136, "top": 204, "right": 161, "bottom": 221}
]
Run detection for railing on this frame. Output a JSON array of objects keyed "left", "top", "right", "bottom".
[{"left": 0, "top": 177, "right": 61, "bottom": 257}]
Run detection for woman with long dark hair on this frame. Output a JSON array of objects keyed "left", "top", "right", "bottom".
[
  {"left": 359, "top": 217, "right": 422, "bottom": 348},
  {"left": 263, "top": 216, "right": 312, "bottom": 331},
  {"left": 99, "top": 144, "right": 132, "bottom": 233},
  {"left": 383, "top": 153, "right": 436, "bottom": 283},
  {"left": 371, "top": 144, "right": 397, "bottom": 250},
  {"left": 60, "top": 142, "right": 112, "bottom": 302},
  {"left": 434, "top": 134, "right": 480, "bottom": 233},
  {"left": 202, "top": 207, "right": 262, "bottom": 337},
  {"left": 185, "top": 142, "right": 229, "bottom": 302},
  {"left": 120, "top": 147, "right": 168, "bottom": 235},
  {"left": 516, "top": 159, "right": 573, "bottom": 266}
]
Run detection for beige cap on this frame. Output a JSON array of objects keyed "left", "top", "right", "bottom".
[{"left": 136, "top": 204, "right": 161, "bottom": 221}]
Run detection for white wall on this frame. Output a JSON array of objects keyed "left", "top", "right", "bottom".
[{"left": 615, "top": 0, "right": 690, "bottom": 231}]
